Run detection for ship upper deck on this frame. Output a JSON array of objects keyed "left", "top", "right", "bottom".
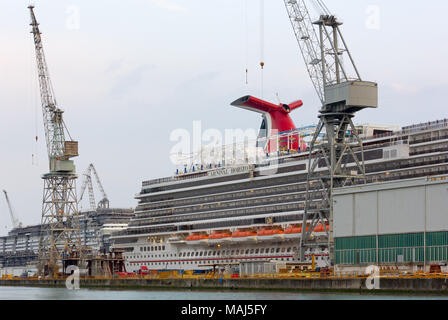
[{"left": 139, "top": 119, "right": 448, "bottom": 193}]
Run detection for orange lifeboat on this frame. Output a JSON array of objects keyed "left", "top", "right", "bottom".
[
  {"left": 209, "top": 231, "right": 232, "bottom": 240},
  {"left": 285, "top": 226, "right": 302, "bottom": 234},
  {"left": 284, "top": 226, "right": 301, "bottom": 239},
  {"left": 257, "top": 228, "right": 284, "bottom": 237},
  {"left": 232, "top": 230, "right": 257, "bottom": 238},
  {"left": 186, "top": 234, "right": 208, "bottom": 241},
  {"left": 283, "top": 224, "right": 329, "bottom": 238},
  {"left": 313, "top": 223, "right": 329, "bottom": 233}
]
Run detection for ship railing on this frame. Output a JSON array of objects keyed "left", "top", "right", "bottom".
[
  {"left": 133, "top": 192, "right": 320, "bottom": 222},
  {"left": 141, "top": 119, "right": 448, "bottom": 189},
  {"left": 409, "top": 134, "right": 448, "bottom": 146},
  {"left": 141, "top": 127, "right": 319, "bottom": 188},
  {"left": 135, "top": 183, "right": 308, "bottom": 212},
  {"left": 349, "top": 119, "right": 448, "bottom": 144},
  {"left": 140, "top": 121, "right": 448, "bottom": 189},
  {"left": 402, "top": 119, "right": 448, "bottom": 134}
]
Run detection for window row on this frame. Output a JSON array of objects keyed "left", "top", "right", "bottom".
[
  {"left": 139, "top": 245, "right": 165, "bottom": 252},
  {"left": 127, "top": 257, "right": 294, "bottom": 266}
]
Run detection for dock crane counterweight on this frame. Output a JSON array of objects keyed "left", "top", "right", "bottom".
[
  {"left": 29, "top": 5, "right": 83, "bottom": 277},
  {"left": 283, "top": 0, "right": 378, "bottom": 263}
]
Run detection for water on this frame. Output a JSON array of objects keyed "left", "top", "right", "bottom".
[{"left": 0, "top": 286, "right": 447, "bottom": 300}]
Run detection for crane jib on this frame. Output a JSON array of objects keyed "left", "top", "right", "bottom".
[
  {"left": 283, "top": 0, "right": 374, "bottom": 109},
  {"left": 29, "top": 5, "right": 78, "bottom": 174}
]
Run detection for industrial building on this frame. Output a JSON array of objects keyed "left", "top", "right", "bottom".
[{"left": 334, "top": 175, "right": 448, "bottom": 271}]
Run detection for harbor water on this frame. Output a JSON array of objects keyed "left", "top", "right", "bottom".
[{"left": 0, "top": 286, "right": 447, "bottom": 300}]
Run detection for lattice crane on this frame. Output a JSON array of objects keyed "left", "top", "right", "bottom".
[
  {"left": 79, "top": 164, "right": 110, "bottom": 211},
  {"left": 284, "top": 0, "right": 364, "bottom": 104},
  {"left": 29, "top": 5, "right": 83, "bottom": 277},
  {"left": 2, "top": 190, "right": 23, "bottom": 229},
  {"left": 283, "top": 0, "right": 378, "bottom": 263}
]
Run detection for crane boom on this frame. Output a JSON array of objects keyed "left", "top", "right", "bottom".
[
  {"left": 283, "top": 0, "right": 363, "bottom": 106},
  {"left": 79, "top": 172, "right": 96, "bottom": 211},
  {"left": 29, "top": 6, "right": 65, "bottom": 161},
  {"left": 283, "top": 0, "right": 329, "bottom": 103},
  {"left": 90, "top": 165, "right": 109, "bottom": 208},
  {"left": 2, "top": 190, "right": 22, "bottom": 229},
  {"left": 79, "top": 164, "right": 110, "bottom": 211}
]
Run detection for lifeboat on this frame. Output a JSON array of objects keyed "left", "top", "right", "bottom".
[
  {"left": 313, "top": 223, "right": 329, "bottom": 233},
  {"left": 284, "top": 226, "right": 302, "bottom": 239},
  {"left": 256, "top": 228, "right": 284, "bottom": 240},
  {"left": 231, "top": 230, "right": 257, "bottom": 242},
  {"left": 282, "top": 223, "right": 329, "bottom": 239},
  {"left": 186, "top": 234, "right": 208, "bottom": 241},
  {"left": 208, "top": 231, "right": 232, "bottom": 243},
  {"left": 186, "top": 234, "right": 208, "bottom": 245}
]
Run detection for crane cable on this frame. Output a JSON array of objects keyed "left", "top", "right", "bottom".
[
  {"left": 30, "top": 31, "right": 39, "bottom": 166},
  {"left": 260, "top": 0, "right": 265, "bottom": 98},
  {"left": 310, "top": 0, "right": 331, "bottom": 15},
  {"left": 316, "top": 0, "right": 331, "bottom": 15},
  {"left": 243, "top": 0, "right": 249, "bottom": 85}
]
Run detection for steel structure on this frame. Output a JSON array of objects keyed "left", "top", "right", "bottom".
[
  {"left": 29, "top": 5, "right": 83, "bottom": 277},
  {"left": 79, "top": 164, "right": 110, "bottom": 211},
  {"left": 283, "top": 0, "right": 378, "bottom": 262},
  {"left": 2, "top": 190, "right": 23, "bottom": 229}
]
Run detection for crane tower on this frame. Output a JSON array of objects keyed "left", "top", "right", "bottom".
[
  {"left": 29, "top": 5, "right": 83, "bottom": 277},
  {"left": 283, "top": 0, "right": 378, "bottom": 263}
]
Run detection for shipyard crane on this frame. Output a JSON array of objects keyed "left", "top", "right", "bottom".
[
  {"left": 2, "top": 190, "right": 23, "bottom": 229},
  {"left": 284, "top": 0, "right": 363, "bottom": 104},
  {"left": 282, "top": 0, "right": 378, "bottom": 262},
  {"left": 29, "top": 5, "right": 83, "bottom": 277},
  {"left": 79, "top": 164, "right": 110, "bottom": 211}
]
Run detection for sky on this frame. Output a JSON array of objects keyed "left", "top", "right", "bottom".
[{"left": 0, "top": 0, "right": 447, "bottom": 233}]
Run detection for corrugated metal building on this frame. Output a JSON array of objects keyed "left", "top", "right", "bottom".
[{"left": 333, "top": 175, "right": 448, "bottom": 266}]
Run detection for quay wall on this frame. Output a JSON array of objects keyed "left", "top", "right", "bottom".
[{"left": 1, "top": 278, "right": 448, "bottom": 294}]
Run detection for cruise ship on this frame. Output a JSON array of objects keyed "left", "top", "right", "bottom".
[{"left": 111, "top": 95, "right": 448, "bottom": 274}]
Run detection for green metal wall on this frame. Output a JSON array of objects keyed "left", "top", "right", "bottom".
[{"left": 335, "top": 231, "right": 448, "bottom": 265}]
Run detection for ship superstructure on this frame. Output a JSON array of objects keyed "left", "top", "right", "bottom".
[{"left": 110, "top": 92, "right": 448, "bottom": 273}]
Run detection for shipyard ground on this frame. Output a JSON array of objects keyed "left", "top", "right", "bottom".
[{"left": 2, "top": 277, "right": 448, "bottom": 295}]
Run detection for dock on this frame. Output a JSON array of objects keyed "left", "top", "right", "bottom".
[{"left": 2, "top": 274, "right": 448, "bottom": 294}]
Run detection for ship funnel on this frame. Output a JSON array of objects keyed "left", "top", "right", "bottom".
[{"left": 231, "top": 95, "right": 306, "bottom": 153}]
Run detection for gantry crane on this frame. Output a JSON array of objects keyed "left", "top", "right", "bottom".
[
  {"left": 79, "top": 164, "right": 110, "bottom": 211},
  {"left": 29, "top": 5, "right": 83, "bottom": 277},
  {"left": 283, "top": 0, "right": 378, "bottom": 262},
  {"left": 2, "top": 190, "right": 23, "bottom": 229}
]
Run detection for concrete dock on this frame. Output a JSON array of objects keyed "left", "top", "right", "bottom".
[{"left": 1, "top": 277, "right": 448, "bottom": 294}]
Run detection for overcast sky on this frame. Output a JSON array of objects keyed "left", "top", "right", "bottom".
[{"left": 0, "top": 0, "right": 447, "bottom": 233}]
